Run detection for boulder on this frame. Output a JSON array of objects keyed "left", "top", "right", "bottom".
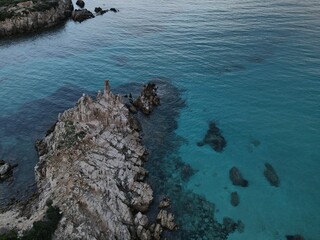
[
  {"left": 76, "top": 0, "right": 85, "bottom": 8},
  {"left": 197, "top": 121, "right": 226, "bottom": 152},
  {"left": 94, "top": 7, "right": 108, "bottom": 15},
  {"left": 72, "top": 9, "right": 94, "bottom": 22},
  {"left": 156, "top": 209, "right": 177, "bottom": 230},
  {"left": 134, "top": 212, "right": 149, "bottom": 227},
  {"left": 133, "top": 83, "right": 160, "bottom": 115},
  {"left": 264, "top": 162, "right": 279, "bottom": 187},
  {"left": 158, "top": 197, "right": 170, "bottom": 209},
  {"left": 230, "top": 191, "right": 239, "bottom": 207},
  {"left": 229, "top": 167, "right": 248, "bottom": 187}
]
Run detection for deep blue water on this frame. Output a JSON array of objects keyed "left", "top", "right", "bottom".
[{"left": 1, "top": 0, "right": 320, "bottom": 239}]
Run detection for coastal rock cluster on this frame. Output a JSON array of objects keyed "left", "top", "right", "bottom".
[
  {"left": 0, "top": 0, "right": 73, "bottom": 37},
  {"left": 0, "top": 81, "right": 176, "bottom": 239}
]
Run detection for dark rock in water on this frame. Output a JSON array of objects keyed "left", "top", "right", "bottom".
[
  {"left": 180, "top": 164, "right": 197, "bottom": 181},
  {"left": 222, "top": 217, "right": 237, "bottom": 234},
  {"left": 198, "top": 121, "right": 226, "bottom": 152},
  {"left": 45, "top": 121, "right": 57, "bottom": 137},
  {"left": 286, "top": 235, "right": 305, "bottom": 240},
  {"left": 229, "top": 167, "right": 248, "bottom": 187},
  {"left": 76, "top": 0, "right": 85, "bottom": 8},
  {"left": 94, "top": 7, "right": 108, "bottom": 15},
  {"left": 0, "top": 160, "right": 18, "bottom": 181},
  {"left": 134, "top": 82, "right": 160, "bottom": 115},
  {"left": 250, "top": 139, "right": 261, "bottom": 147},
  {"left": 237, "top": 220, "right": 245, "bottom": 233},
  {"left": 264, "top": 162, "right": 279, "bottom": 187},
  {"left": 110, "top": 8, "right": 119, "bottom": 12},
  {"left": 230, "top": 192, "right": 240, "bottom": 207},
  {"left": 72, "top": 9, "right": 94, "bottom": 22}
]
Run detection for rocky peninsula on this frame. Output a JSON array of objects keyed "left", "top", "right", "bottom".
[
  {"left": 0, "top": 81, "right": 176, "bottom": 239},
  {"left": 0, "top": 0, "right": 73, "bottom": 37}
]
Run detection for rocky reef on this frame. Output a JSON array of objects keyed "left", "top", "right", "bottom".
[
  {"left": 229, "top": 167, "right": 248, "bottom": 187},
  {"left": 0, "top": 81, "right": 177, "bottom": 239},
  {"left": 0, "top": 0, "right": 73, "bottom": 37},
  {"left": 197, "top": 121, "right": 226, "bottom": 152},
  {"left": 263, "top": 162, "right": 280, "bottom": 187}
]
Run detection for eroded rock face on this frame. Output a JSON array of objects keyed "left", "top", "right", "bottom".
[
  {"left": 264, "top": 162, "right": 279, "bottom": 187},
  {"left": 229, "top": 167, "right": 248, "bottom": 187},
  {"left": 197, "top": 121, "right": 226, "bottom": 152},
  {"left": 0, "top": 0, "right": 73, "bottom": 37},
  {"left": 0, "top": 81, "right": 155, "bottom": 239}
]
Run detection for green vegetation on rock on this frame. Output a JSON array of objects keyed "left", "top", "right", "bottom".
[{"left": 0, "top": 206, "right": 62, "bottom": 240}]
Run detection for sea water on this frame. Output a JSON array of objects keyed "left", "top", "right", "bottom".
[{"left": 0, "top": 0, "right": 319, "bottom": 239}]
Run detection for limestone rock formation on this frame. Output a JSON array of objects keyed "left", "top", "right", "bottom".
[
  {"left": 197, "top": 121, "right": 226, "bottom": 152},
  {"left": 0, "top": 0, "right": 73, "bottom": 37},
  {"left": 0, "top": 81, "right": 161, "bottom": 239},
  {"left": 229, "top": 167, "right": 248, "bottom": 187},
  {"left": 264, "top": 162, "right": 280, "bottom": 187},
  {"left": 156, "top": 209, "right": 177, "bottom": 230}
]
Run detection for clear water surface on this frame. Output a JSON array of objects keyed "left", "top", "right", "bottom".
[{"left": 0, "top": 0, "right": 319, "bottom": 239}]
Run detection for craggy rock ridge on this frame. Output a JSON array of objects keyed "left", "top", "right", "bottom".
[
  {"left": 0, "top": 0, "right": 73, "bottom": 37},
  {"left": 0, "top": 81, "right": 177, "bottom": 239}
]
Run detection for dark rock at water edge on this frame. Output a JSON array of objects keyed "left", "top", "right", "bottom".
[
  {"left": 229, "top": 167, "right": 248, "bottom": 187},
  {"left": 197, "top": 121, "right": 226, "bottom": 152},
  {"left": 72, "top": 9, "right": 94, "bottom": 22},
  {"left": 0, "top": 160, "right": 18, "bottom": 181},
  {"left": 110, "top": 8, "right": 119, "bottom": 12},
  {"left": 133, "top": 82, "right": 160, "bottom": 115},
  {"left": 76, "top": 0, "right": 85, "bottom": 8},
  {"left": 286, "top": 234, "right": 305, "bottom": 240},
  {"left": 230, "top": 191, "right": 240, "bottom": 206},
  {"left": 94, "top": 7, "right": 108, "bottom": 15},
  {"left": 264, "top": 162, "right": 279, "bottom": 187}
]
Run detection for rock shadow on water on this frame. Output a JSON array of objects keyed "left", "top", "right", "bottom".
[{"left": 125, "top": 78, "right": 244, "bottom": 239}]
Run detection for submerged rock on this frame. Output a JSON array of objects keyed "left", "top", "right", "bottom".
[
  {"left": 197, "top": 121, "right": 226, "bottom": 152},
  {"left": 76, "top": 0, "right": 85, "bottom": 8},
  {"left": 286, "top": 234, "right": 305, "bottom": 240},
  {"left": 72, "top": 9, "right": 94, "bottom": 22},
  {"left": 110, "top": 8, "right": 119, "bottom": 12},
  {"left": 264, "top": 162, "right": 279, "bottom": 187},
  {"left": 229, "top": 167, "right": 248, "bottom": 187},
  {"left": 230, "top": 191, "right": 240, "bottom": 207},
  {"left": 94, "top": 7, "right": 108, "bottom": 15},
  {"left": 180, "top": 163, "right": 197, "bottom": 181}
]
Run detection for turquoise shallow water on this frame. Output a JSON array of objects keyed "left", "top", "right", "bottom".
[{"left": 1, "top": 0, "right": 320, "bottom": 239}]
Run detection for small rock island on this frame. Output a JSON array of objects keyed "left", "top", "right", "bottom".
[{"left": 0, "top": 81, "right": 176, "bottom": 239}]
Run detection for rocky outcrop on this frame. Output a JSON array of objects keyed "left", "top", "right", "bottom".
[
  {"left": 229, "top": 167, "right": 248, "bottom": 187},
  {"left": 264, "top": 162, "right": 279, "bottom": 187},
  {"left": 0, "top": 160, "right": 17, "bottom": 181},
  {"left": 0, "top": 0, "right": 73, "bottom": 37},
  {"left": 75, "top": 0, "right": 84, "bottom": 8},
  {"left": 197, "top": 121, "right": 226, "bottom": 152},
  {"left": 134, "top": 83, "right": 160, "bottom": 115},
  {"left": 71, "top": 9, "right": 94, "bottom": 22},
  {"left": 0, "top": 81, "right": 172, "bottom": 239}
]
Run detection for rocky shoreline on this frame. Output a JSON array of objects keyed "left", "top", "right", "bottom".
[
  {"left": 0, "top": 81, "right": 176, "bottom": 239},
  {"left": 0, "top": 0, "right": 73, "bottom": 37}
]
